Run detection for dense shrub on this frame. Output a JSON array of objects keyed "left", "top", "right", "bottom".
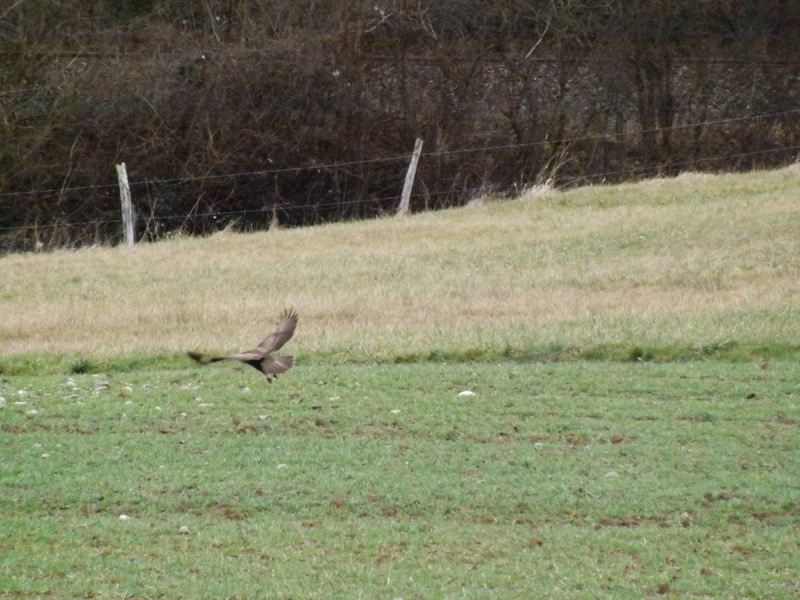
[{"left": 1, "top": 0, "right": 798, "bottom": 250}]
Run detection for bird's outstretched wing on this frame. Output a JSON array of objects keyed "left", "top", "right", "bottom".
[
  {"left": 254, "top": 308, "right": 298, "bottom": 354},
  {"left": 187, "top": 308, "right": 299, "bottom": 382},
  {"left": 187, "top": 351, "right": 227, "bottom": 364}
]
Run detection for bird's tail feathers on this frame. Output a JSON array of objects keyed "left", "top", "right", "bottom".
[
  {"left": 262, "top": 355, "right": 293, "bottom": 383},
  {"left": 270, "top": 355, "right": 293, "bottom": 371}
]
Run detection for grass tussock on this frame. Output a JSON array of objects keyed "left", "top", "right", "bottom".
[{"left": 1, "top": 166, "right": 799, "bottom": 370}]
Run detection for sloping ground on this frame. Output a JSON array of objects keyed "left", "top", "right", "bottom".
[{"left": 0, "top": 166, "right": 798, "bottom": 370}]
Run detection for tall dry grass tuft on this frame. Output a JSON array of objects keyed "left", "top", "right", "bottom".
[{"left": 1, "top": 166, "right": 798, "bottom": 361}]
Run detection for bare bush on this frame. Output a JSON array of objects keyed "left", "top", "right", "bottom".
[{"left": 1, "top": 0, "right": 798, "bottom": 251}]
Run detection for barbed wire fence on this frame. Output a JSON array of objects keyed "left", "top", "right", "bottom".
[{"left": 0, "top": 108, "right": 798, "bottom": 248}]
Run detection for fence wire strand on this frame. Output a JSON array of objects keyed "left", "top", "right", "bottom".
[{"left": 0, "top": 109, "right": 798, "bottom": 237}]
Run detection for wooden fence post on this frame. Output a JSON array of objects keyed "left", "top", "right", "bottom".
[
  {"left": 397, "top": 138, "right": 423, "bottom": 216},
  {"left": 115, "top": 162, "right": 135, "bottom": 247}
]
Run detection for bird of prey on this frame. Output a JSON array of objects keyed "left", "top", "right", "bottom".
[{"left": 188, "top": 308, "right": 298, "bottom": 382}]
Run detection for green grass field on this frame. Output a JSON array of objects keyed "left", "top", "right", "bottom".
[
  {"left": 2, "top": 362, "right": 798, "bottom": 598},
  {"left": 1, "top": 167, "right": 799, "bottom": 597}
]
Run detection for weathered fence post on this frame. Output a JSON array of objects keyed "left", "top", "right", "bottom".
[
  {"left": 115, "top": 162, "right": 135, "bottom": 247},
  {"left": 397, "top": 138, "right": 423, "bottom": 216}
]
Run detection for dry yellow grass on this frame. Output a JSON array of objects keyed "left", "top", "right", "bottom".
[{"left": 1, "top": 165, "right": 798, "bottom": 361}]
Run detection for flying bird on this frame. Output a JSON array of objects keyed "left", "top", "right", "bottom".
[{"left": 188, "top": 308, "right": 298, "bottom": 382}]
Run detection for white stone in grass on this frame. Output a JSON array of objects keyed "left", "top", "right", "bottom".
[
  {"left": 259, "top": 415, "right": 270, "bottom": 421},
  {"left": 18, "top": 390, "right": 28, "bottom": 396},
  {"left": 390, "top": 409, "right": 401, "bottom": 414},
  {"left": 26, "top": 409, "right": 39, "bottom": 415},
  {"left": 457, "top": 390, "right": 476, "bottom": 397},
  {"left": 119, "top": 514, "right": 131, "bottom": 520},
  {"left": 178, "top": 525, "right": 190, "bottom": 535}
]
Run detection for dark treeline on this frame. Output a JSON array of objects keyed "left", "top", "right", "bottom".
[{"left": 1, "top": 0, "right": 799, "bottom": 251}]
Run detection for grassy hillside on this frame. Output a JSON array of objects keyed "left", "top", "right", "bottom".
[
  {"left": 2, "top": 168, "right": 798, "bottom": 597},
  {"left": 1, "top": 166, "right": 799, "bottom": 372}
]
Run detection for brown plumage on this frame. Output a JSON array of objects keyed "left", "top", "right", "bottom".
[{"left": 188, "top": 308, "right": 298, "bottom": 382}]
